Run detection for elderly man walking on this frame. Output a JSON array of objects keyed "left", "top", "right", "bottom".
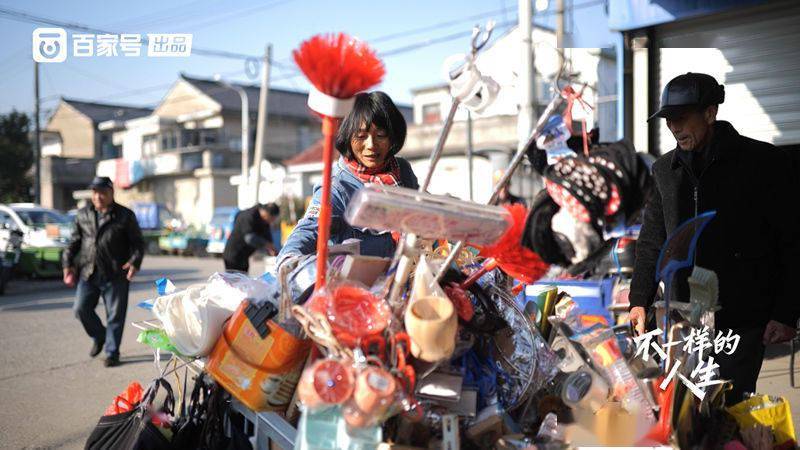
[{"left": 63, "top": 177, "right": 144, "bottom": 367}]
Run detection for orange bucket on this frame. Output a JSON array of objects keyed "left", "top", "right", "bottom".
[{"left": 206, "top": 301, "right": 310, "bottom": 412}]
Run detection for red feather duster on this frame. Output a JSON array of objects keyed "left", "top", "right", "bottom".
[
  {"left": 477, "top": 203, "right": 549, "bottom": 284},
  {"left": 292, "top": 33, "right": 384, "bottom": 289}
]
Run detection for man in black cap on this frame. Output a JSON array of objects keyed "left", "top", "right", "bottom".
[
  {"left": 222, "top": 203, "right": 279, "bottom": 273},
  {"left": 63, "top": 177, "right": 145, "bottom": 367},
  {"left": 629, "top": 73, "right": 799, "bottom": 403}
]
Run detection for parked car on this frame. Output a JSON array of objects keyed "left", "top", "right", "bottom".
[
  {"left": 0, "top": 223, "right": 23, "bottom": 294},
  {"left": 132, "top": 202, "right": 180, "bottom": 255},
  {"left": 0, "top": 203, "right": 73, "bottom": 278},
  {"left": 205, "top": 207, "right": 239, "bottom": 256}
]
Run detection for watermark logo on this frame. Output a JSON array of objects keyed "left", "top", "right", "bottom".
[
  {"left": 32, "top": 28, "right": 67, "bottom": 63},
  {"left": 147, "top": 34, "right": 193, "bottom": 57},
  {"left": 32, "top": 28, "right": 192, "bottom": 62},
  {"left": 634, "top": 326, "right": 740, "bottom": 401}
]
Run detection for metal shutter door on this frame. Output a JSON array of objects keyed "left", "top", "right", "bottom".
[{"left": 654, "top": 2, "right": 800, "bottom": 154}]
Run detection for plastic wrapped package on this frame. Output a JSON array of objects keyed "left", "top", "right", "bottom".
[
  {"left": 205, "top": 271, "right": 279, "bottom": 310},
  {"left": 406, "top": 256, "right": 458, "bottom": 363},
  {"left": 297, "top": 356, "right": 409, "bottom": 430},
  {"left": 345, "top": 184, "right": 511, "bottom": 246},
  {"left": 570, "top": 324, "right": 655, "bottom": 423},
  {"left": 304, "top": 281, "right": 392, "bottom": 344}
]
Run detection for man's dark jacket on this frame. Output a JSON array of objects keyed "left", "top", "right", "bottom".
[
  {"left": 223, "top": 206, "right": 273, "bottom": 263},
  {"left": 63, "top": 203, "right": 145, "bottom": 280},
  {"left": 630, "top": 121, "right": 799, "bottom": 329}
]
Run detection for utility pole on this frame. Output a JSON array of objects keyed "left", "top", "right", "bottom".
[
  {"left": 518, "top": 0, "right": 536, "bottom": 153},
  {"left": 33, "top": 61, "right": 41, "bottom": 204},
  {"left": 466, "top": 110, "right": 474, "bottom": 201},
  {"left": 252, "top": 44, "right": 272, "bottom": 204},
  {"left": 215, "top": 76, "right": 249, "bottom": 207},
  {"left": 556, "top": 0, "right": 565, "bottom": 69}
]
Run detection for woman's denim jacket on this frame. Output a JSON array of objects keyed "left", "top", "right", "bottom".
[{"left": 277, "top": 157, "right": 419, "bottom": 266}]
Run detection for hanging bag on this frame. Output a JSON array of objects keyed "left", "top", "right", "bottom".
[{"left": 85, "top": 378, "right": 175, "bottom": 450}]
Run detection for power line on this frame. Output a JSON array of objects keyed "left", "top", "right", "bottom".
[
  {"left": 175, "top": 0, "right": 294, "bottom": 33},
  {"left": 0, "top": 6, "right": 260, "bottom": 61},
  {"left": 107, "top": 0, "right": 210, "bottom": 30}
]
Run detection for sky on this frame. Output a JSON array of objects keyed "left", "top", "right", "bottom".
[{"left": 0, "top": 0, "right": 617, "bottom": 120}]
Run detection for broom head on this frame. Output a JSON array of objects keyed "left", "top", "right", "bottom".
[{"left": 293, "top": 33, "right": 385, "bottom": 99}]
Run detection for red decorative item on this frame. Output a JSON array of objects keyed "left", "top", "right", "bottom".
[
  {"left": 103, "top": 381, "right": 145, "bottom": 416},
  {"left": 293, "top": 33, "right": 385, "bottom": 290},
  {"left": 477, "top": 203, "right": 549, "bottom": 284},
  {"left": 306, "top": 284, "right": 392, "bottom": 341}
]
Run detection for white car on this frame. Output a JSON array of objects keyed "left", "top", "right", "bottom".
[{"left": 0, "top": 203, "right": 74, "bottom": 248}]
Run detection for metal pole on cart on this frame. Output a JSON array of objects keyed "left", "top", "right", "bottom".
[
  {"left": 386, "top": 23, "right": 494, "bottom": 308},
  {"left": 435, "top": 93, "right": 564, "bottom": 282}
]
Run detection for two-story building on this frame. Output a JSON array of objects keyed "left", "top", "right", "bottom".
[
  {"left": 40, "top": 98, "right": 152, "bottom": 210},
  {"left": 96, "top": 74, "right": 320, "bottom": 229}
]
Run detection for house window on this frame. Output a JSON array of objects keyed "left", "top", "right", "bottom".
[
  {"left": 160, "top": 130, "right": 179, "bottom": 151},
  {"left": 422, "top": 103, "right": 441, "bottom": 124},
  {"left": 100, "top": 133, "right": 120, "bottom": 159},
  {"left": 143, "top": 134, "right": 159, "bottom": 157},
  {"left": 200, "top": 129, "right": 218, "bottom": 145},
  {"left": 297, "top": 125, "right": 313, "bottom": 151}
]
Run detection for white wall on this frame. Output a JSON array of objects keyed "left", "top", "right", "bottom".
[{"left": 412, "top": 27, "right": 606, "bottom": 131}]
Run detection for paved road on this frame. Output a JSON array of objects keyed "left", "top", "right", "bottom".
[
  {"left": 0, "top": 256, "right": 231, "bottom": 450},
  {"left": 0, "top": 255, "right": 798, "bottom": 448}
]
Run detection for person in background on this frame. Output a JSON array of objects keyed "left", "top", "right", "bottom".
[
  {"left": 277, "top": 91, "right": 419, "bottom": 267},
  {"left": 63, "top": 176, "right": 145, "bottom": 368},
  {"left": 629, "top": 72, "right": 799, "bottom": 404},
  {"left": 223, "top": 203, "right": 279, "bottom": 273}
]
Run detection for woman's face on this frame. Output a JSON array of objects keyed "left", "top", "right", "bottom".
[{"left": 350, "top": 122, "right": 391, "bottom": 169}]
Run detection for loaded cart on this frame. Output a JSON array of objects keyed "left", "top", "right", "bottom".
[{"left": 86, "top": 29, "right": 796, "bottom": 450}]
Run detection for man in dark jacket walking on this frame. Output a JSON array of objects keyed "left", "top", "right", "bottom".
[
  {"left": 223, "top": 203, "right": 279, "bottom": 273},
  {"left": 63, "top": 177, "right": 145, "bottom": 367},
  {"left": 630, "top": 73, "right": 799, "bottom": 403}
]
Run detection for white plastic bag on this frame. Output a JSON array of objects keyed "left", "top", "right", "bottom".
[
  {"left": 153, "top": 272, "right": 279, "bottom": 357},
  {"left": 205, "top": 271, "right": 278, "bottom": 310},
  {"left": 152, "top": 284, "right": 228, "bottom": 357}
]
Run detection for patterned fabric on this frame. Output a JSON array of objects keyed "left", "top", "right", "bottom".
[{"left": 344, "top": 156, "right": 401, "bottom": 186}]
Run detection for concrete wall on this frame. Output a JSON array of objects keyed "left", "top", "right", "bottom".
[
  {"left": 154, "top": 80, "right": 219, "bottom": 119},
  {"left": 45, "top": 102, "right": 95, "bottom": 159}
]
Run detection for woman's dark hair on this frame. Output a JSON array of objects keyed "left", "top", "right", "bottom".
[{"left": 335, "top": 91, "right": 407, "bottom": 158}]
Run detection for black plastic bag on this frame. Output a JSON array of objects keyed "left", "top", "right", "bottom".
[
  {"left": 172, "top": 375, "right": 213, "bottom": 450},
  {"left": 85, "top": 379, "right": 175, "bottom": 450},
  {"left": 197, "top": 383, "right": 253, "bottom": 450}
]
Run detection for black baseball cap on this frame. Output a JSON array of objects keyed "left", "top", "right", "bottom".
[
  {"left": 648, "top": 72, "right": 725, "bottom": 121},
  {"left": 88, "top": 176, "right": 113, "bottom": 190}
]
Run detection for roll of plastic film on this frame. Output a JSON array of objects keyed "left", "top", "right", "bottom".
[{"left": 561, "top": 370, "right": 609, "bottom": 413}]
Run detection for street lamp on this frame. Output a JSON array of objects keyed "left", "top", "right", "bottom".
[{"left": 214, "top": 74, "right": 250, "bottom": 206}]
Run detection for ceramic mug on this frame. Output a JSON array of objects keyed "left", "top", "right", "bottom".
[
  {"left": 353, "top": 366, "right": 396, "bottom": 416},
  {"left": 404, "top": 296, "right": 457, "bottom": 362},
  {"left": 297, "top": 358, "right": 355, "bottom": 409}
]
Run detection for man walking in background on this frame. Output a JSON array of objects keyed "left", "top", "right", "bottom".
[
  {"left": 63, "top": 177, "right": 145, "bottom": 367},
  {"left": 223, "top": 203, "right": 279, "bottom": 273}
]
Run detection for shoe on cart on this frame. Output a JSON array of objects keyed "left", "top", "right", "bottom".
[
  {"left": 90, "top": 339, "right": 105, "bottom": 358},
  {"left": 104, "top": 356, "right": 120, "bottom": 367}
]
